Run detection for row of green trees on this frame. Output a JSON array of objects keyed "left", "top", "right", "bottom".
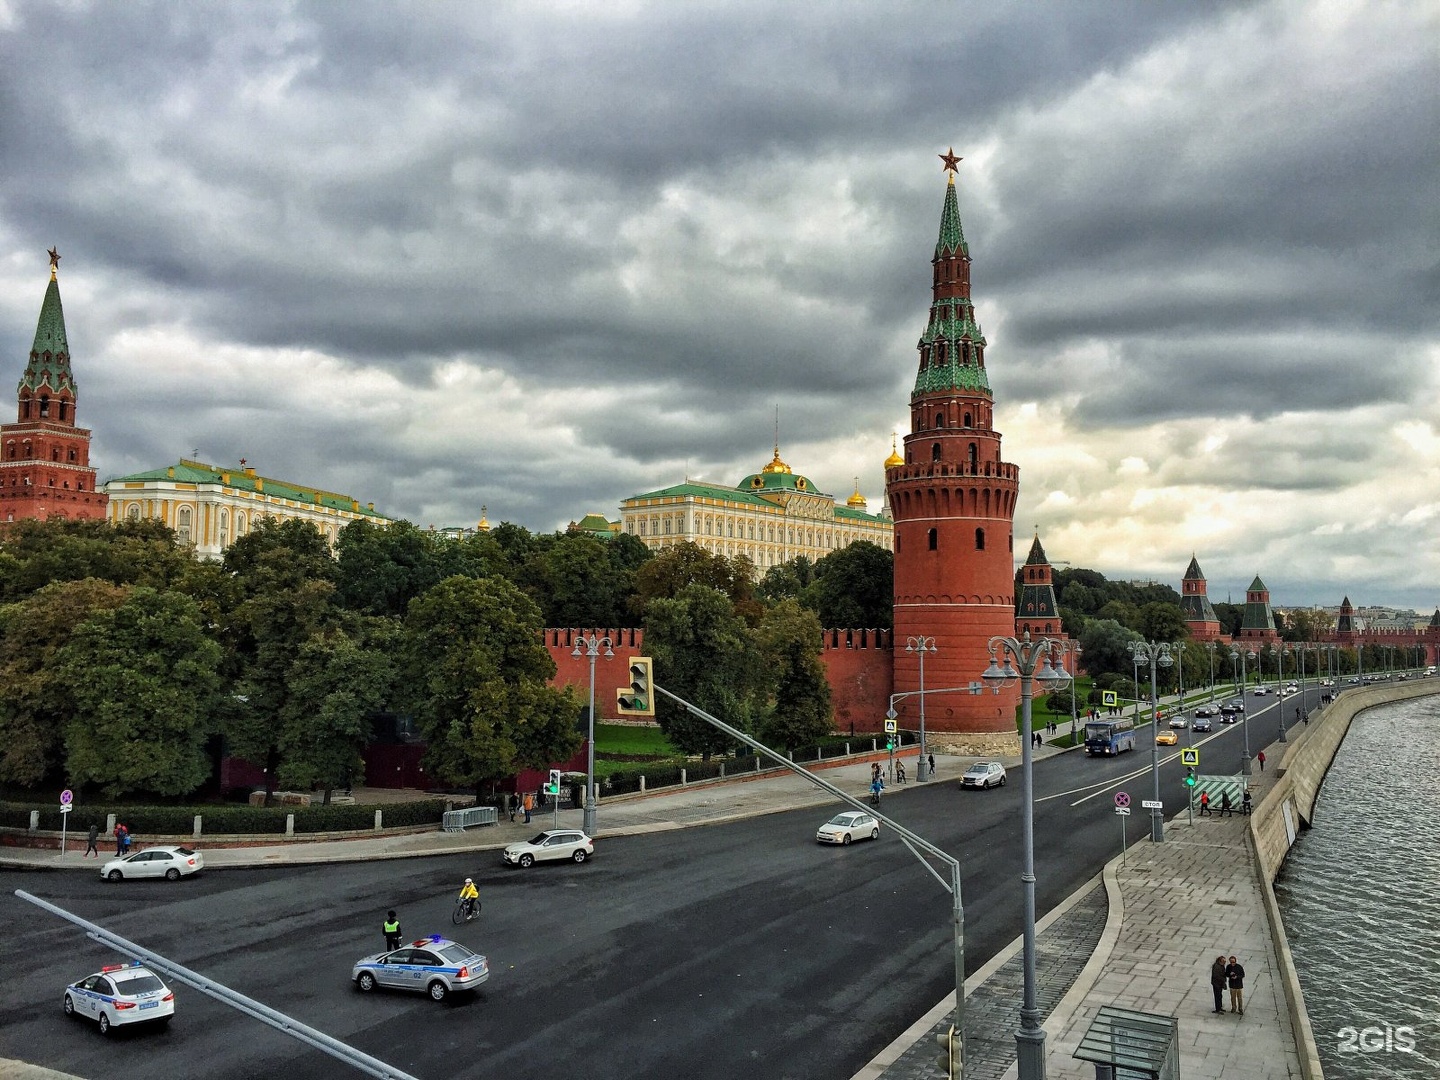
[{"left": 0, "top": 519, "right": 881, "bottom": 801}]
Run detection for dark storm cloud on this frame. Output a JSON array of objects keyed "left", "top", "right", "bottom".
[{"left": 1, "top": 1, "right": 1435, "bottom": 607}]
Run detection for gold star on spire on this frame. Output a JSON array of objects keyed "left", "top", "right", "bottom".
[
  {"left": 47, "top": 246, "right": 60, "bottom": 280},
  {"left": 939, "top": 148, "right": 962, "bottom": 175}
]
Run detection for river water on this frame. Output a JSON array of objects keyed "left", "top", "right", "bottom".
[{"left": 1275, "top": 693, "right": 1440, "bottom": 1080}]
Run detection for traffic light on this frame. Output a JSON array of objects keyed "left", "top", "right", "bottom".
[
  {"left": 886, "top": 737, "right": 896, "bottom": 751},
  {"left": 1184, "top": 767, "right": 1197, "bottom": 788},
  {"left": 935, "top": 1024, "right": 960, "bottom": 1079},
  {"left": 546, "top": 769, "right": 561, "bottom": 795},
  {"left": 616, "top": 656, "right": 655, "bottom": 717}
]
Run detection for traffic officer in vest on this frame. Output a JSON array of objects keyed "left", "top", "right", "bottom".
[{"left": 383, "top": 910, "right": 403, "bottom": 951}]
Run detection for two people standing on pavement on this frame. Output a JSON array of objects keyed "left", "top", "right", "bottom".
[
  {"left": 1207, "top": 953, "right": 1245, "bottom": 1015},
  {"left": 1209, "top": 955, "right": 1227, "bottom": 1012}
]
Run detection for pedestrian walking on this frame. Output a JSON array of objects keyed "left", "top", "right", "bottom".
[
  {"left": 927, "top": 753, "right": 936, "bottom": 776},
  {"left": 1219, "top": 791, "right": 1233, "bottom": 817},
  {"left": 84, "top": 822, "right": 99, "bottom": 858},
  {"left": 121, "top": 826, "right": 133, "bottom": 854},
  {"left": 113, "top": 822, "right": 125, "bottom": 856},
  {"left": 869, "top": 776, "right": 883, "bottom": 805},
  {"left": 1257, "top": 750, "right": 1266, "bottom": 772},
  {"left": 1209, "top": 955, "right": 1228, "bottom": 1013},
  {"left": 522, "top": 792, "right": 534, "bottom": 824},
  {"left": 507, "top": 793, "right": 516, "bottom": 822},
  {"left": 1225, "top": 955, "right": 1246, "bottom": 1014},
  {"left": 1242, "top": 790, "right": 1252, "bottom": 816},
  {"left": 872, "top": 762, "right": 881, "bottom": 782},
  {"left": 383, "top": 910, "right": 403, "bottom": 951},
  {"left": 1199, "top": 791, "right": 1211, "bottom": 816},
  {"left": 895, "top": 761, "right": 906, "bottom": 784}
]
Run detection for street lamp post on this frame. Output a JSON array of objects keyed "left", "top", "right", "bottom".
[
  {"left": 907, "top": 636, "right": 938, "bottom": 781},
  {"left": 1205, "top": 641, "right": 1218, "bottom": 703},
  {"left": 1070, "top": 645, "right": 1083, "bottom": 744},
  {"left": 570, "top": 633, "right": 614, "bottom": 836},
  {"left": 1275, "top": 645, "right": 1288, "bottom": 744},
  {"left": 1230, "top": 648, "right": 1255, "bottom": 775},
  {"left": 983, "top": 631, "right": 1071, "bottom": 1080},
  {"left": 1129, "top": 640, "right": 1173, "bottom": 843}
]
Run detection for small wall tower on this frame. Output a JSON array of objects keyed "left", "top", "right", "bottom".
[
  {"left": 1180, "top": 555, "right": 1223, "bottom": 640},
  {"left": 0, "top": 250, "right": 106, "bottom": 523},
  {"left": 887, "top": 152, "right": 1020, "bottom": 755}
]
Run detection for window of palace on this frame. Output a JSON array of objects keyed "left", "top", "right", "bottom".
[
  {"left": 177, "top": 506, "right": 192, "bottom": 544},
  {"left": 126, "top": 505, "right": 140, "bottom": 521},
  {"left": 218, "top": 510, "right": 229, "bottom": 549}
]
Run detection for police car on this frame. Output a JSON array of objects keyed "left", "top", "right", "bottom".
[
  {"left": 63, "top": 961, "right": 174, "bottom": 1035},
  {"left": 352, "top": 935, "right": 489, "bottom": 1001}
]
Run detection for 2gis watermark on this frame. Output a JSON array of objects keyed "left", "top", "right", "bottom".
[{"left": 1335, "top": 1023, "right": 1418, "bottom": 1055}]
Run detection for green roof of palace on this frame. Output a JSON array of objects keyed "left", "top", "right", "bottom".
[
  {"left": 833, "top": 504, "right": 887, "bottom": 524},
  {"left": 625, "top": 478, "right": 888, "bottom": 524},
  {"left": 105, "top": 460, "right": 390, "bottom": 519},
  {"left": 20, "top": 276, "right": 76, "bottom": 396}
]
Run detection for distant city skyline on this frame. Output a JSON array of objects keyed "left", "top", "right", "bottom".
[{"left": 1, "top": 2, "right": 1434, "bottom": 611}]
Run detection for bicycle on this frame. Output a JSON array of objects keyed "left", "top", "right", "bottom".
[{"left": 451, "top": 896, "right": 481, "bottom": 925}]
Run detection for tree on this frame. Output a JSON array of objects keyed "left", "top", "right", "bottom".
[
  {"left": 1078, "top": 619, "right": 1143, "bottom": 679},
  {"left": 276, "top": 625, "right": 397, "bottom": 800},
  {"left": 57, "top": 588, "right": 221, "bottom": 798},
  {"left": 0, "top": 578, "right": 129, "bottom": 787},
  {"left": 1096, "top": 600, "right": 1139, "bottom": 630},
  {"left": 630, "top": 542, "right": 755, "bottom": 620},
  {"left": 1138, "top": 602, "right": 1188, "bottom": 643},
  {"left": 222, "top": 517, "right": 336, "bottom": 591},
  {"left": 0, "top": 517, "right": 193, "bottom": 603},
  {"left": 1213, "top": 602, "right": 1244, "bottom": 638},
  {"left": 399, "top": 575, "right": 581, "bottom": 796},
  {"left": 808, "top": 542, "right": 893, "bottom": 629},
  {"left": 515, "top": 534, "right": 633, "bottom": 628},
  {"left": 754, "top": 600, "right": 832, "bottom": 750},
  {"left": 334, "top": 519, "right": 448, "bottom": 618},
  {"left": 644, "top": 584, "right": 765, "bottom": 760},
  {"left": 756, "top": 556, "right": 816, "bottom": 604}
]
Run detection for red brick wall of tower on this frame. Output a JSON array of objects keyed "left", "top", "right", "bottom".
[{"left": 0, "top": 411, "right": 107, "bottom": 522}]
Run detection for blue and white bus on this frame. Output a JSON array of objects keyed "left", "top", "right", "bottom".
[{"left": 1085, "top": 717, "right": 1136, "bottom": 756}]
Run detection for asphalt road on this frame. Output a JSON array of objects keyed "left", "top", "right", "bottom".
[{"left": 0, "top": 684, "right": 1322, "bottom": 1080}]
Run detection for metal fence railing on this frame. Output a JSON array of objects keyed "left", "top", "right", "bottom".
[{"left": 441, "top": 806, "right": 498, "bottom": 832}]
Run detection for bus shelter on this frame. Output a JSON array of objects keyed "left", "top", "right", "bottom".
[{"left": 1071, "top": 1004, "right": 1178, "bottom": 1079}]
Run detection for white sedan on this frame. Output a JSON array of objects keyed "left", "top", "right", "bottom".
[
  {"left": 961, "top": 761, "right": 1007, "bottom": 789},
  {"left": 816, "top": 811, "right": 880, "bottom": 845},
  {"left": 64, "top": 963, "right": 174, "bottom": 1035},
  {"left": 101, "top": 846, "right": 204, "bottom": 882},
  {"left": 502, "top": 829, "right": 594, "bottom": 868}
]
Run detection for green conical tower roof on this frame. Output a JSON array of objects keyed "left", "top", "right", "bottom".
[
  {"left": 1025, "top": 533, "right": 1049, "bottom": 566},
  {"left": 934, "top": 175, "right": 969, "bottom": 259},
  {"left": 19, "top": 266, "right": 77, "bottom": 397}
]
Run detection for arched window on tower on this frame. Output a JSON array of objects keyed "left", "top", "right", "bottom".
[
  {"left": 928, "top": 528, "right": 938, "bottom": 551},
  {"left": 975, "top": 527, "right": 986, "bottom": 550},
  {"left": 964, "top": 412, "right": 972, "bottom": 428},
  {"left": 931, "top": 443, "right": 942, "bottom": 462},
  {"left": 59, "top": 401, "right": 69, "bottom": 422},
  {"left": 23, "top": 441, "right": 32, "bottom": 459},
  {"left": 38, "top": 396, "right": 49, "bottom": 418},
  {"left": 935, "top": 412, "right": 946, "bottom": 428},
  {"left": 968, "top": 443, "right": 978, "bottom": 470}
]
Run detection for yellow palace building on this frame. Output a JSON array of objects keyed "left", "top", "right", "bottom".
[
  {"left": 103, "top": 458, "right": 389, "bottom": 558},
  {"left": 619, "top": 444, "right": 894, "bottom": 569}
]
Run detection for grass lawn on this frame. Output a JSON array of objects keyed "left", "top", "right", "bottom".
[{"left": 594, "top": 723, "right": 677, "bottom": 757}]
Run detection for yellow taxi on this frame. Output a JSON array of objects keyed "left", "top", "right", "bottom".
[{"left": 1155, "top": 729, "right": 1179, "bottom": 745}]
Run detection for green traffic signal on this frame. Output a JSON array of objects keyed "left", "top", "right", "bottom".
[{"left": 1184, "top": 767, "right": 1197, "bottom": 788}]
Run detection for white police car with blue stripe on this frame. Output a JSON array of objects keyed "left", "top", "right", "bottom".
[
  {"left": 352, "top": 935, "right": 489, "bottom": 1001},
  {"left": 64, "top": 961, "right": 174, "bottom": 1035}
]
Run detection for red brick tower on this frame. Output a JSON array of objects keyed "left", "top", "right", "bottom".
[
  {"left": 1180, "top": 555, "right": 1223, "bottom": 640},
  {"left": 887, "top": 155, "right": 1020, "bottom": 755},
  {"left": 0, "top": 250, "right": 107, "bottom": 523}
]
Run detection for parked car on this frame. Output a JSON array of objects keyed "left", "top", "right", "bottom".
[
  {"left": 501, "top": 830, "right": 593, "bottom": 868},
  {"left": 816, "top": 811, "right": 880, "bottom": 845},
  {"left": 100, "top": 846, "right": 204, "bottom": 883},
  {"left": 64, "top": 962, "right": 174, "bottom": 1035},
  {"left": 960, "top": 761, "right": 1007, "bottom": 789}
]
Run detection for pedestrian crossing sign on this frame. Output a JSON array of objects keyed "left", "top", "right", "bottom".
[
  {"left": 1101, "top": 691, "right": 1118, "bottom": 706},
  {"left": 1180, "top": 748, "right": 1199, "bottom": 766}
]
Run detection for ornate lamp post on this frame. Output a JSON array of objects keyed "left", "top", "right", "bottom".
[
  {"left": 906, "top": 636, "right": 938, "bottom": 781},
  {"left": 1230, "top": 648, "right": 1256, "bottom": 775},
  {"left": 982, "top": 631, "right": 1071, "bottom": 1080},
  {"left": 1205, "top": 641, "right": 1218, "bottom": 703},
  {"left": 1129, "top": 640, "right": 1173, "bottom": 843},
  {"left": 1276, "top": 644, "right": 1290, "bottom": 744},
  {"left": 1069, "top": 644, "right": 1083, "bottom": 744},
  {"left": 570, "top": 633, "right": 613, "bottom": 835}
]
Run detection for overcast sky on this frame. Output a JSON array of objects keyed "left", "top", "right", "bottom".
[{"left": 1, "top": 0, "right": 1435, "bottom": 613}]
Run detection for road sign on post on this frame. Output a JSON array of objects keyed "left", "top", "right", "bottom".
[
  {"left": 883, "top": 718, "right": 897, "bottom": 734},
  {"left": 1114, "top": 791, "right": 1131, "bottom": 808},
  {"left": 1102, "top": 690, "right": 1118, "bottom": 707},
  {"left": 1180, "top": 748, "right": 1199, "bottom": 766}
]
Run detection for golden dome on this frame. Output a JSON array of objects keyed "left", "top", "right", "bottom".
[
  {"left": 846, "top": 478, "right": 867, "bottom": 509},
  {"left": 761, "top": 443, "right": 792, "bottom": 475},
  {"left": 477, "top": 504, "right": 490, "bottom": 532},
  {"left": 884, "top": 433, "right": 905, "bottom": 469}
]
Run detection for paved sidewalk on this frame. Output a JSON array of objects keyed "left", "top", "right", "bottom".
[{"left": 1026, "top": 739, "right": 1302, "bottom": 1080}]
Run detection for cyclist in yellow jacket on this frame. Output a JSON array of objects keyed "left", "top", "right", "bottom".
[{"left": 457, "top": 877, "right": 479, "bottom": 919}]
